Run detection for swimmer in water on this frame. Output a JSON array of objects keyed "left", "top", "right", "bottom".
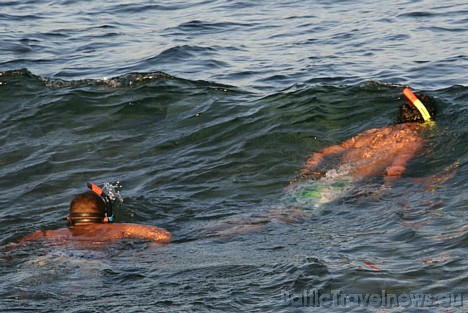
[
  {"left": 200, "top": 88, "right": 441, "bottom": 236},
  {"left": 283, "top": 87, "right": 437, "bottom": 211},
  {"left": 18, "top": 183, "right": 172, "bottom": 245},
  {"left": 296, "top": 87, "right": 436, "bottom": 184}
]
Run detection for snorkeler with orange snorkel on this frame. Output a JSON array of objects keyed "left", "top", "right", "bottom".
[{"left": 17, "top": 183, "right": 171, "bottom": 246}]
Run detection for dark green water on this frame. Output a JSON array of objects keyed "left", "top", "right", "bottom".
[
  {"left": 1, "top": 69, "right": 466, "bottom": 312},
  {"left": 1, "top": 0, "right": 467, "bottom": 312}
]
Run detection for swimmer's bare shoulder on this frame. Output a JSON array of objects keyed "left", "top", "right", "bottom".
[
  {"left": 340, "top": 126, "right": 396, "bottom": 148},
  {"left": 116, "top": 223, "right": 172, "bottom": 243},
  {"left": 17, "top": 223, "right": 172, "bottom": 245},
  {"left": 340, "top": 124, "right": 422, "bottom": 148},
  {"left": 69, "top": 223, "right": 172, "bottom": 243}
]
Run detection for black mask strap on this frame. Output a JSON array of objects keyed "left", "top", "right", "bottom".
[
  {"left": 87, "top": 182, "right": 115, "bottom": 222},
  {"left": 69, "top": 212, "right": 105, "bottom": 224}
]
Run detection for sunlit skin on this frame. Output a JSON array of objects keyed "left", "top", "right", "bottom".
[
  {"left": 199, "top": 124, "right": 430, "bottom": 238},
  {"left": 297, "top": 123, "right": 426, "bottom": 183},
  {"left": 17, "top": 191, "right": 172, "bottom": 246},
  {"left": 203, "top": 94, "right": 437, "bottom": 236},
  {"left": 19, "top": 223, "right": 172, "bottom": 245},
  {"left": 295, "top": 88, "right": 437, "bottom": 185}
]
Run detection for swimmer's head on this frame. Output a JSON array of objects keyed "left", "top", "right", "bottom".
[
  {"left": 68, "top": 191, "right": 107, "bottom": 225},
  {"left": 397, "top": 92, "right": 436, "bottom": 124}
]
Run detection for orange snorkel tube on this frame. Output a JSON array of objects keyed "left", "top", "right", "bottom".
[
  {"left": 87, "top": 182, "right": 115, "bottom": 222},
  {"left": 402, "top": 87, "right": 432, "bottom": 122}
]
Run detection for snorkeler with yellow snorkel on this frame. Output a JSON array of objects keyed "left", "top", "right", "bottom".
[
  {"left": 201, "top": 87, "right": 456, "bottom": 236},
  {"left": 282, "top": 87, "right": 440, "bottom": 212}
]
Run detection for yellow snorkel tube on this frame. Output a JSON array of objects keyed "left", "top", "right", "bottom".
[{"left": 402, "top": 87, "right": 432, "bottom": 122}]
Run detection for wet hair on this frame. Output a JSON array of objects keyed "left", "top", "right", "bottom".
[
  {"left": 69, "top": 191, "right": 106, "bottom": 224},
  {"left": 397, "top": 93, "right": 436, "bottom": 124}
]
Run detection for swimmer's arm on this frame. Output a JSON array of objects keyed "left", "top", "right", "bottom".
[
  {"left": 120, "top": 224, "right": 172, "bottom": 244},
  {"left": 304, "top": 144, "right": 347, "bottom": 169},
  {"left": 1, "top": 230, "right": 45, "bottom": 250},
  {"left": 19, "top": 230, "right": 46, "bottom": 242},
  {"left": 386, "top": 155, "right": 409, "bottom": 177},
  {"left": 298, "top": 144, "right": 347, "bottom": 180},
  {"left": 306, "top": 128, "right": 378, "bottom": 168},
  {"left": 17, "top": 229, "right": 68, "bottom": 243},
  {"left": 385, "top": 140, "right": 423, "bottom": 179},
  {"left": 384, "top": 150, "right": 420, "bottom": 183}
]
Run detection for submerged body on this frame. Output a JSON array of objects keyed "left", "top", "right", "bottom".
[
  {"left": 202, "top": 123, "right": 432, "bottom": 236},
  {"left": 286, "top": 123, "right": 427, "bottom": 209},
  {"left": 300, "top": 123, "right": 425, "bottom": 182},
  {"left": 197, "top": 89, "right": 441, "bottom": 237}
]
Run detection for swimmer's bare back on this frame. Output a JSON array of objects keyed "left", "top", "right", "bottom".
[
  {"left": 299, "top": 123, "right": 425, "bottom": 182},
  {"left": 19, "top": 223, "right": 172, "bottom": 245}
]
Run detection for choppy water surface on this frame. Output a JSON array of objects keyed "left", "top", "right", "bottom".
[{"left": 1, "top": 0, "right": 467, "bottom": 312}]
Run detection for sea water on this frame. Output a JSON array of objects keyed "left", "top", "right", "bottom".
[{"left": 1, "top": 1, "right": 467, "bottom": 312}]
